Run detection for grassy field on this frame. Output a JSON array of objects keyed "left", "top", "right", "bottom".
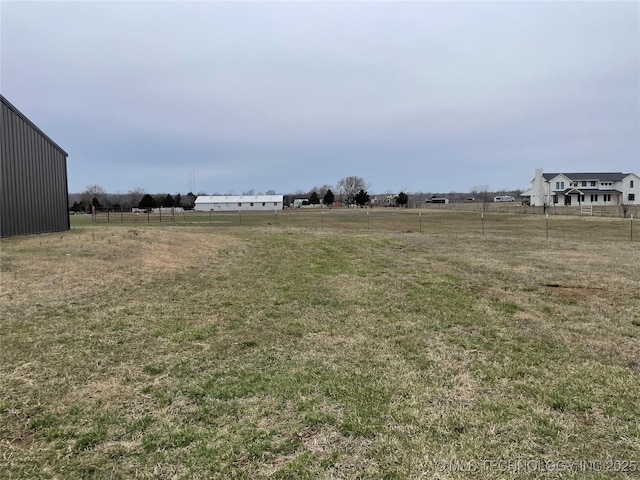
[
  {"left": 1, "top": 211, "right": 639, "bottom": 479},
  {"left": 84, "top": 207, "right": 638, "bottom": 242}
]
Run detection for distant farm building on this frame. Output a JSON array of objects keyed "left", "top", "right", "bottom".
[
  {"left": 1, "top": 95, "right": 70, "bottom": 238},
  {"left": 494, "top": 195, "right": 516, "bottom": 202},
  {"left": 426, "top": 197, "right": 449, "bottom": 204},
  {"left": 194, "top": 195, "right": 284, "bottom": 212},
  {"left": 293, "top": 198, "right": 309, "bottom": 208}
]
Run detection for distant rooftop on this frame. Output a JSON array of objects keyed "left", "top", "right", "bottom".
[
  {"left": 542, "top": 172, "right": 629, "bottom": 182},
  {"left": 194, "top": 195, "right": 283, "bottom": 203}
]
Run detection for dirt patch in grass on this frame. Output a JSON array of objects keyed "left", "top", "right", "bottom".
[{"left": 544, "top": 284, "right": 603, "bottom": 301}]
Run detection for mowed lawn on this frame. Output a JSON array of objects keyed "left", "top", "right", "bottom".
[{"left": 1, "top": 215, "right": 639, "bottom": 479}]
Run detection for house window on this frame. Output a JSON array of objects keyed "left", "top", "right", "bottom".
[
  {"left": 590, "top": 181, "right": 597, "bottom": 186},
  {"left": 555, "top": 181, "right": 564, "bottom": 190},
  {"left": 571, "top": 182, "right": 578, "bottom": 187},
  {"left": 552, "top": 195, "right": 558, "bottom": 204},
  {"left": 631, "top": 180, "right": 635, "bottom": 188},
  {"left": 250, "top": 202, "right": 254, "bottom": 207},
  {"left": 590, "top": 194, "right": 598, "bottom": 202},
  {"left": 603, "top": 194, "right": 611, "bottom": 202},
  {"left": 273, "top": 202, "right": 278, "bottom": 206},
  {"left": 262, "top": 202, "right": 266, "bottom": 206},
  {"left": 238, "top": 202, "right": 242, "bottom": 207},
  {"left": 581, "top": 181, "right": 587, "bottom": 187},
  {"left": 630, "top": 194, "right": 636, "bottom": 201},
  {"left": 580, "top": 195, "right": 585, "bottom": 202}
]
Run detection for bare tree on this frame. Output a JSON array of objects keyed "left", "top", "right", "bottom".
[
  {"left": 620, "top": 199, "right": 631, "bottom": 218},
  {"left": 126, "top": 187, "right": 146, "bottom": 210},
  {"left": 336, "top": 176, "right": 368, "bottom": 204},
  {"left": 472, "top": 185, "right": 491, "bottom": 212},
  {"left": 311, "top": 184, "right": 333, "bottom": 199},
  {"left": 82, "top": 184, "right": 107, "bottom": 208}
]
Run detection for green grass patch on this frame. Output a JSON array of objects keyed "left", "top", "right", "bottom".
[{"left": 1, "top": 219, "right": 639, "bottom": 478}]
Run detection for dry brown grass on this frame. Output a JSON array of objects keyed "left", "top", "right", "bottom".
[{"left": 1, "top": 219, "right": 639, "bottom": 478}]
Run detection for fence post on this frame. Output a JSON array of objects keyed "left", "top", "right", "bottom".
[
  {"left": 631, "top": 214, "right": 634, "bottom": 241},
  {"left": 274, "top": 209, "right": 278, "bottom": 227},
  {"left": 321, "top": 209, "right": 324, "bottom": 229},
  {"left": 367, "top": 210, "right": 370, "bottom": 230},
  {"left": 419, "top": 212, "right": 422, "bottom": 233},
  {"left": 238, "top": 209, "right": 242, "bottom": 225},
  {"left": 481, "top": 213, "right": 484, "bottom": 236},
  {"left": 546, "top": 213, "right": 549, "bottom": 240}
]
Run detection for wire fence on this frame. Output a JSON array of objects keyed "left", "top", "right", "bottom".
[
  {"left": 413, "top": 202, "right": 639, "bottom": 217},
  {"left": 82, "top": 206, "right": 638, "bottom": 242}
]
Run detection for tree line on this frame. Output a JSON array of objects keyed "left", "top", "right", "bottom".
[
  {"left": 71, "top": 178, "right": 522, "bottom": 212},
  {"left": 70, "top": 185, "right": 198, "bottom": 213}
]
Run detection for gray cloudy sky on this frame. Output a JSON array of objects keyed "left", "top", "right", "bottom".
[{"left": 2, "top": 1, "right": 639, "bottom": 195}]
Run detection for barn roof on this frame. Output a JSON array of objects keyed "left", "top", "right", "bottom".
[{"left": 195, "top": 195, "right": 284, "bottom": 204}]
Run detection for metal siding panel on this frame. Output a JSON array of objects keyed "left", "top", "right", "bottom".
[
  {"left": 49, "top": 147, "right": 59, "bottom": 231},
  {"left": 1, "top": 103, "right": 12, "bottom": 236},
  {"left": 40, "top": 133, "right": 67, "bottom": 233},
  {"left": 63, "top": 152, "right": 70, "bottom": 230},
  {"left": 9, "top": 107, "right": 20, "bottom": 236},
  {"left": 53, "top": 150, "right": 62, "bottom": 229},
  {"left": 16, "top": 113, "right": 28, "bottom": 236},
  {"left": 25, "top": 121, "right": 37, "bottom": 234},
  {"left": 2, "top": 105, "right": 14, "bottom": 237},
  {"left": 49, "top": 147, "right": 58, "bottom": 231},
  {"left": 61, "top": 151, "right": 70, "bottom": 230},
  {"left": 25, "top": 118, "right": 39, "bottom": 234},
  {"left": 1, "top": 97, "right": 69, "bottom": 237},
  {"left": 36, "top": 129, "right": 45, "bottom": 233},
  {"left": 26, "top": 117, "right": 37, "bottom": 234},
  {"left": 37, "top": 131, "right": 48, "bottom": 233}
]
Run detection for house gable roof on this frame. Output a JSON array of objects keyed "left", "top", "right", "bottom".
[{"left": 542, "top": 172, "right": 627, "bottom": 182}]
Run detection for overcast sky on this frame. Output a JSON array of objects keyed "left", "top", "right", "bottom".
[{"left": 2, "top": 1, "right": 639, "bottom": 195}]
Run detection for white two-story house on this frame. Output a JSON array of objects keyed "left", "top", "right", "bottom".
[{"left": 523, "top": 169, "right": 639, "bottom": 207}]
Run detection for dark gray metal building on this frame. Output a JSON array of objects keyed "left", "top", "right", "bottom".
[{"left": 1, "top": 95, "right": 70, "bottom": 237}]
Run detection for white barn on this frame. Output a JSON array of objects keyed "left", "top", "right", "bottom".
[{"left": 194, "top": 195, "right": 284, "bottom": 212}]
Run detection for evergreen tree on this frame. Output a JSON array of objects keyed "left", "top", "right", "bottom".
[
  {"left": 138, "top": 194, "right": 157, "bottom": 210},
  {"left": 323, "top": 189, "right": 335, "bottom": 206},
  {"left": 354, "top": 189, "right": 370, "bottom": 206},
  {"left": 309, "top": 191, "right": 320, "bottom": 205},
  {"left": 162, "top": 194, "right": 175, "bottom": 208},
  {"left": 397, "top": 191, "right": 409, "bottom": 208}
]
